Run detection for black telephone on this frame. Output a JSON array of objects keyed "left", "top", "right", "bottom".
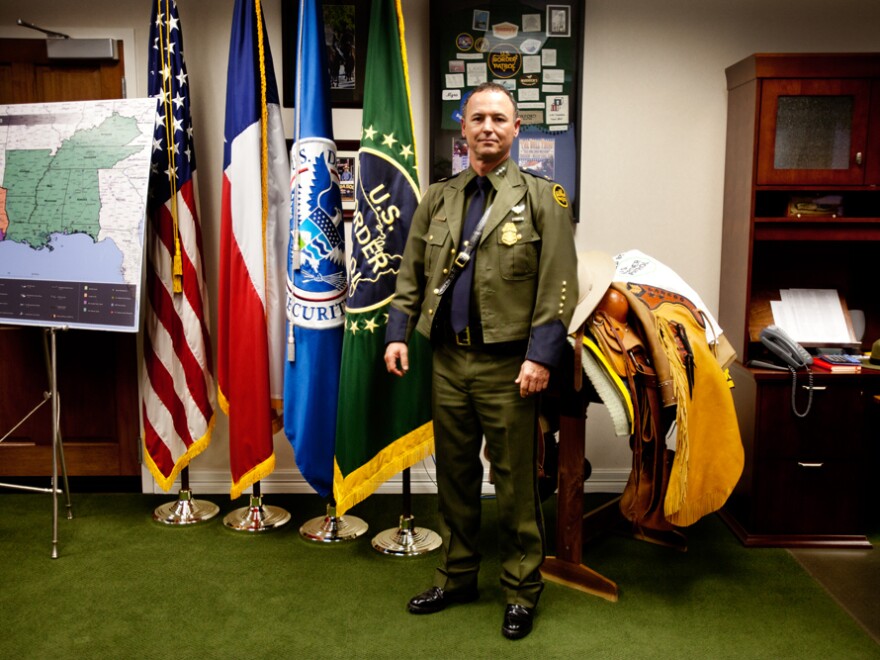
[
  {"left": 758, "top": 324, "right": 813, "bottom": 369},
  {"left": 755, "top": 324, "right": 814, "bottom": 417}
]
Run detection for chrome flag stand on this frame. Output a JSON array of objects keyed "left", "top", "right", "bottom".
[
  {"left": 223, "top": 480, "right": 290, "bottom": 532},
  {"left": 300, "top": 499, "right": 368, "bottom": 542},
  {"left": 153, "top": 467, "right": 219, "bottom": 525},
  {"left": 372, "top": 467, "right": 440, "bottom": 556}
]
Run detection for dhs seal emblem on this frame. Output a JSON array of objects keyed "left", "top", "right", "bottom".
[{"left": 289, "top": 137, "right": 346, "bottom": 330}]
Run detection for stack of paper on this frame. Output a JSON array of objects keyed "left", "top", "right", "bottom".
[{"left": 770, "top": 289, "right": 853, "bottom": 344}]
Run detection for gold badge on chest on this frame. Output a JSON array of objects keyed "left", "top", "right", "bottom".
[{"left": 501, "top": 221, "right": 519, "bottom": 246}]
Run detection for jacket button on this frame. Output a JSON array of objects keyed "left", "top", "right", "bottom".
[
  {"left": 428, "top": 308, "right": 434, "bottom": 315},
  {"left": 443, "top": 268, "right": 449, "bottom": 274}
]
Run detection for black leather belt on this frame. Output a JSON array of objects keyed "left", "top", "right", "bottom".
[
  {"left": 453, "top": 325, "right": 481, "bottom": 346},
  {"left": 442, "top": 323, "right": 526, "bottom": 355}
]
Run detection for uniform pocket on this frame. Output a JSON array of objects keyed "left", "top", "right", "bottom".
[
  {"left": 424, "top": 220, "right": 449, "bottom": 275},
  {"left": 498, "top": 224, "right": 540, "bottom": 280}
]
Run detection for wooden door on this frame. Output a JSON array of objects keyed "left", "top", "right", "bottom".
[{"left": 0, "top": 38, "right": 140, "bottom": 477}]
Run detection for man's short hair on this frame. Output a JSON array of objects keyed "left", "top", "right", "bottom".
[{"left": 463, "top": 82, "right": 520, "bottom": 120}]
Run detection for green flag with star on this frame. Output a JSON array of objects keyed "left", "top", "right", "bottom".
[{"left": 333, "top": 0, "right": 433, "bottom": 515}]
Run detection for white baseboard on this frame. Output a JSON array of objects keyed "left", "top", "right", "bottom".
[{"left": 142, "top": 465, "right": 629, "bottom": 497}]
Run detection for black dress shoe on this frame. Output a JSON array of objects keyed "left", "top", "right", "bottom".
[
  {"left": 501, "top": 604, "right": 534, "bottom": 640},
  {"left": 407, "top": 586, "right": 479, "bottom": 614}
]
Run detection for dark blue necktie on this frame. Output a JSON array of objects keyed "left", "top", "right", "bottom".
[{"left": 450, "top": 176, "right": 490, "bottom": 334}]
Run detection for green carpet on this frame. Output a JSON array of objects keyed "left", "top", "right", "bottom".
[{"left": 0, "top": 492, "right": 877, "bottom": 659}]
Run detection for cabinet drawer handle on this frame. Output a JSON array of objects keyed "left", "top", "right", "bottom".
[
  {"left": 801, "top": 385, "right": 826, "bottom": 391},
  {"left": 855, "top": 151, "right": 863, "bottom": 166},
  {"left": 797, "top": 462, "right": 824, "bottom": 468}
]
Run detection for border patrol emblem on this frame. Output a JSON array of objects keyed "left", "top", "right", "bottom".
[
  {"left": 552, "top": 184, "right": 568, "bottom": 208},
  {"left": 501, "top": 221, "right": 519, "bottom": 246}
]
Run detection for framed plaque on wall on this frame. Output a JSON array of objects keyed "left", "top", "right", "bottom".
[
  {"left": 281, "top": 0, "right": 372, "bottom": 109},
  {"left": 429, "top": 1, "right": 584, "bottom": 215}
]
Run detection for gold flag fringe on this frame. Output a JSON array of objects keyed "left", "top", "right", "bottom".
[
  {"left": 333, "top": 422, "right": 434, "bottom": 516},
  {"left": 143, "top": 413, "right": 216, "bottom": 492}
]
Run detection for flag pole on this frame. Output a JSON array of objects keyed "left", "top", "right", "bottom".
[
  {"left": 223, "top": 480, "right": 291, "bottom": 532},
  {"left": 371, "top": 467, "right": 440, "bottom": 556},
  {"left": 153, "top": 466, "right": 220, "bottom": 525}
]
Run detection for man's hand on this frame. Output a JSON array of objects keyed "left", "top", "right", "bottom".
[
  {"left": 515, "top": 359, "right": 549, "bottom": 397},
  {"left": 384, "top": 341, "right": 409, "bottom": 377}
]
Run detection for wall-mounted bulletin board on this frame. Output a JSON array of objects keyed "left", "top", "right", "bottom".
[{"left": 429, "top": 1, "right": 583, "bottom": 214}]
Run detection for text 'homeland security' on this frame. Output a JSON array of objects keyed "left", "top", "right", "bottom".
[{"left": 291, "top": 299, "right": 345, "bottom": 323}]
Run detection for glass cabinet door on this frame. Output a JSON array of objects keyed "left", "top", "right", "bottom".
[{"left": 757, "top": 79, "right": 871, "bottom": 186}]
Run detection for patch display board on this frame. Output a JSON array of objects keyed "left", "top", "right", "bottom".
[
  {"left": 429, "top": 1, "right": 583, "bottom": 213},
  {"left": 0, "top": 98, "right": 155, "bottom": 332}
]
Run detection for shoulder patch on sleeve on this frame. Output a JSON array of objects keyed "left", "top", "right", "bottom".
[{"left": 552, "top": 183, "right": 568, "bottom": 208}]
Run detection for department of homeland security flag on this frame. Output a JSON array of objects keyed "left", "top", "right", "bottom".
[
  {"left": 218, "top": 0, "right": 290, "bottom": 499},
  {"left": 333, "top": 0, "right": 433, "bottom": 515},
  {"left": 283, "top": 0, "right": 347, "bottom": 498},
  {"left": 142, "top": 0, "right": 216, "bottom": 491}
]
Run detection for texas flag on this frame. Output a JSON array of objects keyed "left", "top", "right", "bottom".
[{"left": 217, "top": 0, "right": 290, "bottom": 499}]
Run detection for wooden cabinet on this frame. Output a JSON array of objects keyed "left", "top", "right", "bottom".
[
  {"left": 718, "top": 53, "right": 880, "bottom": 547},
  {"left": 756, "top": 77, "right": 874, "bottom": 186},
  {"left": 722, "top": 364, "right": 878, "bottom": 547},
  {"left": 721, "top": 53, "right": 880, "bottom": 361}
]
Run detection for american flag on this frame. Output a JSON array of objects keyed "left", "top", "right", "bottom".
[{"left": 142, "top": 0, "right": 216, "bottom": 491}]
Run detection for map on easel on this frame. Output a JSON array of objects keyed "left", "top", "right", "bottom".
[{"left": 0, "top": 98, "right": 156, "bottom": 331}]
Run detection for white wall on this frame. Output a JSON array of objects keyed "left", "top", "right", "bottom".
[{"left": 2, "top": 0, "right": 878, "bottom": 497}]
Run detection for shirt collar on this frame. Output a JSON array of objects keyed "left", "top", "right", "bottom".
[{"left": 468, "top": 158, "right": 510, "bottom": 190}]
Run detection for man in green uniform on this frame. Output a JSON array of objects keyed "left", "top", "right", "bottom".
[{"left": 384, "top": 82, "right": 578, "bottom": 640}]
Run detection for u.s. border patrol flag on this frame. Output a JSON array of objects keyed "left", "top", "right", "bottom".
[
  {"left": 333, "top": 0, "right": 433, "bottom": 515},
  {"left": 218, "top": 0, "right": 289, "bottom": 499},
  {"left": 283, "top": 0, "right": 347, "bottom": 498}
]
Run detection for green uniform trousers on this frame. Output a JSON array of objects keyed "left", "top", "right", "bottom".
[{"left": 430, "top": 341, "right": 545, "bottom": 608}]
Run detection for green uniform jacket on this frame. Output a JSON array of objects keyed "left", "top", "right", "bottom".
[{"left": 387, "top": 160, "right": 579, "bottom": 367}]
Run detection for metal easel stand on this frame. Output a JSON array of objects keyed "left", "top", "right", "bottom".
[
  {"left": 222, "top": 480, "right": 290, "bottom": 532},
  {"left": 0, "top": 326, "right": 73, "bottom": 559},
  {"left": 152, "top": 466, "right": 219, "bottom": 525},
  {"left": 300, "top": 499, "right": 368, "bottom": 543},
  {"left": 371, "top": 467, "right": 440, "bottom": 556}
]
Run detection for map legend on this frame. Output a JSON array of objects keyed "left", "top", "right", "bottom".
[{"left": 0, "top": 279, "right": 138, "bottom": 330}]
